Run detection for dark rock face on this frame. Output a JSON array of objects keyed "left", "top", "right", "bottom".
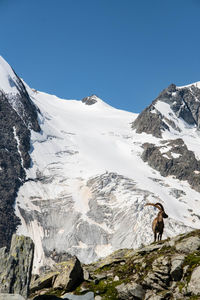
[
  {"left": 142, "top": 138, "right": 200, "bottom": 192},
  {"left": 82, "top": 95, "right": 97, "bottom": 105},
  {"left": 132, "top": 104, "right": 169, "bottom": 138},
  {"left": 0, "top": 234, "right": 34, "bottom": 298},
  {"left": 0, "top": 81, "right": 40, "bottom": 249},
  {"left": 132, "top": 83, "right": 200, "bottom": 137}
]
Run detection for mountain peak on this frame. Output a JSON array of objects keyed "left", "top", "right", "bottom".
[
  {"left": 81, "top": 94, "right": 101, "bottom": 105},
  {"left": 132, "top": 81, "right": 200, "bottom": 138},
  {"left": 0, "top": 55, "right": 20, "bottom": 95}
]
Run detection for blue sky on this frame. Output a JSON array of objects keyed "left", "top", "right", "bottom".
[{"left": 0, "top": 0, "right": 200, "bottom": 113}]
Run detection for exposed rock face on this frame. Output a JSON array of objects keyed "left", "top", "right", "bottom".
[
  {"left": 0, "top": 82, "right": 40, "bottom": 249},
  {"left": 82, "top": 95, "right": 98, "bottom": 105},
  {"left": 62, "top": 292, "right": 94, "bottom": 299},
  {"left": 116, "top": 282, "right": 145, "bottom": 299},
  {"left": 142, "top": 138, "right": 200, "bottom": 192},
  {"left": 53, "top": 257, "right": 83, "bottom": 291},
  {"left": 0, "top": 234, "right": 34, "bottom": 298},
  {"left": 188, "top": 265, "right": 200, "bottom": 295},
  {"left": 132, "top": 103, "right": 169, "bottom": 138},
  {"left": 132, "top": 83, "right": 200, "bottom": 137},
  {"left": 170, "top": 254, "right": 185, "bottom": 281},
  {"left": 31, "top": 256, "right": 83, "bottom": 296}
]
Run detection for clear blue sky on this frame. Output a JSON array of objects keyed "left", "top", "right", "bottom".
[{"left": 1, "top": 0, "right": 200, "bottom": 113}]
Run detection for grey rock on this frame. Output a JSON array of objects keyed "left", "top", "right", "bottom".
[
  {"left": 0, "top": 294, "right": 25, "bottom": 300},
  {"left": 138, "top": 243, "right": 163, "bottom": 254},
  {"left": 0, "top": 234, "right": 34, "bottom": 298},
  {"left": 62, "top": 292, "right": 94, "bottom": 299},
  {"left": 175, "top": 236, "right": 200, "bottom": 253},
  {"left": 94, "top": 296, "right": 102, "bottom": 300},
  {"left": 132, "top": 83, "right": 200, "bottom": 138},
  {"left": 83, "top": 268, "right": 90, "bottom": 281},
  {"left": 144, "top": 290, "right": 172, "bottom": 300},
  {"left": 82, "top": 95, "right": 97, "bottom": 105},
  {"left": 188, "top": 265, "right": 200, "bottom": 295},
  {"left": 31, "top": 256, "right": 83, "bottom": 294},
  {"left": 53, "top": 257, "right": 83, "bottom": 291},
  {"left": 116, "top": 282, "right": 145, "bottom": 300},
  {"left": 30, "top": 271, "right": 59, "bottom": 294},
  {"left": 132, "top": 104, "right": 169, "bottom": 138},
  {"left": 170, "top": 254, "right": 185, "bottom": 281},
  {"left": 141, "top": 139, "right": 200, "bottom": 192},
  {"left": 143, "top": 256, "right": 170, "bottom": 291},
  {"left": 113, "top": 275, "right": 119, "bottom": 281},
  {"left": 144, "top": 291, "right": 165, "bottom": 300}
]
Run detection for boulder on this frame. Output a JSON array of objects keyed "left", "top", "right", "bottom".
[
  {"left": 62, "top": 292, "right": 94, "bottom": 299},
  {"left": 116, "top": 282, "right": 145, "bottom": 300},
  {"left": 31, "top": 257, "right": 83, "bottom": 295},
  {"left": 0, "top": 234, "right": 34, "bottom": 298},
  {"left": 53, "top": 257, "right": 83, "bottom": 291},
  {"left": 30, "top": 271, "right": 59, "bottom": 293},
  {"left": 188, "top": 265, "right": 200, "bottom": 295},
  {"left": 170, "top": 254, "right": 185, "bottom": 281},
  {"left": 175, "top": 236, "right": 200, "bottom": 253}
]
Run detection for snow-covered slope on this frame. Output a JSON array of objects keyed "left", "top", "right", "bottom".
[
  {"left": 15, "top": 86, "right": 200, "bottom": 273},
  {"left": 0, "top": 56, "right": 200, "bottom": 273}
]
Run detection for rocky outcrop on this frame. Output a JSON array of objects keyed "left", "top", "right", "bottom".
[
  {"left": 29, "top": 230, "right": 200, "bottom": 299},
  {"left": 141, "top": 138, "right": 200, "bottom": 192},
  {"left": 0, "top": 234, "right": 34, "bottom": 299},
  {"left": 132, "top": 83, "right": 200, "bottom": 137},
  {"left": 0, "top": 83, "right": 40, "bottom": 249},
  {"left": 30, "top": 257, "right": 83, "bottom": 297},
  {"left": 82, "top": 95, "right": 98, "bottom": 105},
  {"left": 131, "top": 104, "right": 169, "bottom": 138}
]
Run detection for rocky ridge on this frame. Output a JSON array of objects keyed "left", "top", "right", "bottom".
[
  {"left": 0, "top": 57, "right": 40, "bottom": 250},
  {"left": 132, "top": 83, "right": 200, "bottom": 137},
  {"left": 28, "top": 229, "right": 200, "bottom": 300},
  {"left": 142, "top": 138, "right": 200, "bottom": 192},
  {"left": 132, "top": 82, "right": 200, "bottom": 194}
]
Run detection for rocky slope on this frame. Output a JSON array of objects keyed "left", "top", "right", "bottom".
[
  {"left": 29, "top": 229, "right": 200, "bottom": 300},
  {"left": 132, "top": 82, "right": 200, "bottom": 137},
  {"left": 0, "top": 56, "right": 200, "bottom": 273},
  {"left": 0, "top": 57, "right": 40, "bottom": 249}
]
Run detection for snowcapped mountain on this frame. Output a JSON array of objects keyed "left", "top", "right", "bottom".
[{"left": 0, "top": 56, "right": 200, "bottom": 273}]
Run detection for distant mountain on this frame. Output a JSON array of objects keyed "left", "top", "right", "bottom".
[{"left": 0, "top": 56, "right": 200, "bottom": 273}]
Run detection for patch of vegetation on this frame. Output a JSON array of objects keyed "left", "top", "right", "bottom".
[
  {"left": 183, "top": 251, "right": 200, "bottom": 283},
  {"left": 177, "top": 281, "right": 185, "bottom": 293},
  {"left": 74, "top": 279, "right": 122, "bottom": 300}
]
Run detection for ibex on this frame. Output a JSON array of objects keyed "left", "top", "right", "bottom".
[{"left": 145, "top": 202, "right": 168, "bottom": 242}]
